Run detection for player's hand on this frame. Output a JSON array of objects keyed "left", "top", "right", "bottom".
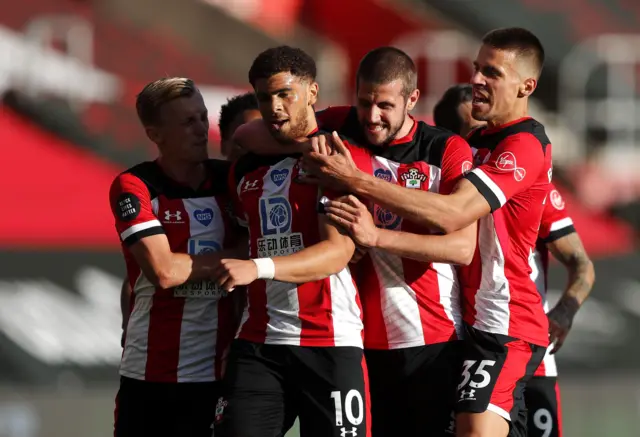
[
  {"left": 324, "top": 195, "right": 380, "bottom": 248},
  {"left": 547, "top": 297, "right": 579, "bottom": 354},
  {"left": 212, "top": 259, "right": 258, "bottom": 292},
  {"left": 308, "top": 134, "right": 336, "bottom": 156},
  {"left": 298, "top": 131, "right": 360, "bottom": 191},
  {"left": 350, "top": 245, "right": 368, "bottom": 264}
]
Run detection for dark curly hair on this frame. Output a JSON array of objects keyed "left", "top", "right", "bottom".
[
  {"left": 218, "top": 92, "right": 259, "bottom": 140},
  {"left": 248, "top": 46, "right": 317, "bottom": 87}
]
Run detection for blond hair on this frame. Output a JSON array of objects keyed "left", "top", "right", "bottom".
[{"left": 136, "top": 77, "right": 197, "bottom": 126}]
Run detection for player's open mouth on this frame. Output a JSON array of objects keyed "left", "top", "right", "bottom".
[
  {"left": 472, "top": 89, "right": 490, "bottom": 105},
  {"left": 365, "top": 124, "right": 385, "bottom": 133},
  {"left": 269, "top": 120, "right": 288, "bottom": 131}
]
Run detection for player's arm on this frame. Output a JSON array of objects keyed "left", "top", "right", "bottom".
[
  {"left": 548, "top": 232, "right": 595, "bottom": 309},
  {"left": 374, "top": 222, "right": 476, "bottom": 265},
  {"left": 110, "top": 173, "right": 244, "bottom": 290},
  {"left": 129, "top": 234, "right": 242, "bottom": 289},
  {"left": 270, "top": 215, "right": 355, "bottom": 283},
  {"left": 233, "top": 119, "right": 309, "bottom": 155},
  {"left": 232, "top": 106, "right": 350, "bottom": 155},
  {"left": 306, "top": 135, "right": 487, "bottom": 233},
  {"left": 326, "top": 134, "right": 477, "bottom": 265},
  {"left": 212, "top": 215, "right": 355, "bottom": 290},
  {"left": 315, "top": 134, "right": 544, "bottom": 234},
  {"left": 546, "top": 230, "right": 595, "bottom": 352}
]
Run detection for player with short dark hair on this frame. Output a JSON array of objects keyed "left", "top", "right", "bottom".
[
  {"left": 300, "top": 27, "right": 552, "bottom": 437},
  {"left": 213, "top": 46, "right": 370, "bottom": 437},
  {"left": 356, "top": 46, "right": 418, "bottom": 99},
  {"left": 433, "top": 84, "right": 484, "bottom": 137},
  {"left": 434, "top": 83, "right": 595, "bottom": 437},
  {"left": 233, "top": 45, "right": 474, "bottom": 437},
  {"left": 110, "top": 77, "right": 244, "bottom": 437},
  {"left": 218, "top": 92, "right": 261, "bottom": 160}
]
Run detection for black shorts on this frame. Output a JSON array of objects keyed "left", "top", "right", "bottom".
[
  {"left": 216, "top": 339, "right": 370, "bottom": 437},
  {"left": 525, "top": 376, "right": 562, "bottom": 437},
  {"left": 114, "top": 376, "right": 220, "bottom": 437},
  {"left": 365, "top": 341, "right": 463, "bottom": 437},
  {"left": 455, "top": 324, "right": 546, "bottom": 437}
]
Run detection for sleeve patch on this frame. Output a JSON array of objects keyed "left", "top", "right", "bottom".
[{"left": 117, "top": 193, "right": 141, "bottom": 222}]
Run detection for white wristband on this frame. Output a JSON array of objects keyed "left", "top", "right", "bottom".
[{"left": 252, "top": 258, "right": 276, "bottom": 280}]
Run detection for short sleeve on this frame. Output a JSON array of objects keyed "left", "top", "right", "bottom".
[
  {"left": 465, "top": 132, "right": 545, "bottom": 212},
  {"left": 316, "top": 106, "right": 352, "bottom": 132},
  {"left": 539, "top": 185, "right": 575, "bottom": 242},
  {"left": 227, "top": 161, "right": 248, "bottom": 228},
  {"left": 109, "top": 173, "right": 164, "bottom": 246},
  {"left": 439, "top": 136, "right": 473, "bottom": 195}
]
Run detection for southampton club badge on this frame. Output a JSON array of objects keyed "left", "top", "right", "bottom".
[{"left": 400, "top": 168, "right": 427, "bottom": 189}]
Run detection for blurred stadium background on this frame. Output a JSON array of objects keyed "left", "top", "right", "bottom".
[{"left": 0, "top": 0, "right": 639, "bottom": 435}]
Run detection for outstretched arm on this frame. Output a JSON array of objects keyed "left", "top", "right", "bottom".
[
  {"left": 325, "top": 195, "right": 476, "bottom": 265},
  {"left": 212, "top": 215, "right": 355, "bottom": 290}
]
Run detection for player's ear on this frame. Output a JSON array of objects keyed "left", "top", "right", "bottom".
[
  {"left": 308, "top": 81, "right": 319, "bottom": 106},
  {"left": 405, "top": 88, "right": 420, "bottom": 112},
  {"left": 518, "top": 77, "right": 537, "bottom": 98},
  {"left": 145, "top": 125, "right": 162, "bottom": 145}
]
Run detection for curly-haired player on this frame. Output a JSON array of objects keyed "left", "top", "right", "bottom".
[{"left": 214, "top": 46, "right": 370, "bottom": 437}]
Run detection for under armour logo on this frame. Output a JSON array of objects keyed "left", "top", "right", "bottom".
[
  {"left": 459, "top": 389, "right": 476, "bottom": 401},
  {"left": 164, "top": 210, "right": 182, "bottom": 222},
  {"left": 242, "top": 179, "right": 259, "bottom": 192},
  {"left": 340, "top": 427, "right": 357, "bottom": 437},
  {"left": 495, "top": 152, "right": 526, "bottom": 181}
]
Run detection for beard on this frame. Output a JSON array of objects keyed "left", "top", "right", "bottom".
[{"left": 361, "top": 112, "right": 405, "bottom": 146}]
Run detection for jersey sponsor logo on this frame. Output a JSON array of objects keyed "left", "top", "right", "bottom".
[
  {"left": 194, "top": 208, "right": 214, "bottom": 226},
  {"left": 462, "top": 161, "right": 473, "bottom": 175},
  {"left": 241, "top": 179, "right": 260, "bottom": 192},
  {"left": 116, "top": 193, "right": 141, "bottom": 222},
  {"left": 400, "top": 168, "right": 426, "bottom": 189},
  {"left": 174, "top": 281, "right": 227, "bottom": 299},
  {"left": 177, "top": 239, "right": 224, "bottom": 298},
  {"left": 163, "top": 210, "right": 184, "bottom": 223},
  {"left": 373, "top": 168, "right": 392, "bottom": 182},
  {"left": 258, "top": 196, "right": 303, "bottom": 257},
  {"left": 374, "top": 205, "right": 401, "bottom": 230},
  {"left": 549, "top": 190, "right": 565, "bottom": 210},
  {"left": 188, "top": 239, "right": 222, "bottom": 254},
  {"left": 257, "top": 233, "right": 304, "bottom": 258},
  {"left": 495, "top": 152, "right": 526, "bottom": 181},
  {"left": 259, "top": 196, "right": 292, "bottom": 236},
  {"left": 270, "top": 168, "right": 289, "bottom": 187}
]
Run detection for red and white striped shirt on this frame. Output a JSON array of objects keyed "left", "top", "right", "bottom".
[
  {"left": 109, "top": 160, "right": 238, "bottom": 382},
  {"left": 462, "top": 118, "right": 553, "bottom": 347},
  {"left": 229, "top": 150, "right": 364, "bottom": 347},
  {"left": 531, "top": 185, "right": 575, "bottom": 377},
  {"left": 317, "top": 107, "right": 469, "bottom": 349}
]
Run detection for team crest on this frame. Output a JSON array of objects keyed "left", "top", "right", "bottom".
[
  {"left": 399, "top": 168, "right": 426, "bottom": 189},
  {"left": 214, "top": 396, "right": 228, "bottom": 424}
]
